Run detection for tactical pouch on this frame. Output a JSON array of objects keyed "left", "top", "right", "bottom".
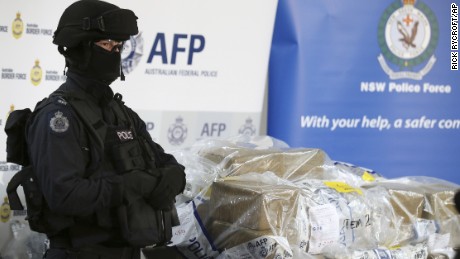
[
  {"left": 139, "top": 137, "right": 157, "bottom": 169},
  {"left": 111, "top": 139, "right": 146, "bottom": 173},
  {"left": 4, "top": 108, "right": 32, "bottom": 166},
  {"left": 117, "top": 200, "right": 177, "bottom": 247},
  {"left": 6, "top": 166, "right": 75, "bottom": 235},
  {"left": 6, "top": 166, "right": 45, "bottom": 233}
]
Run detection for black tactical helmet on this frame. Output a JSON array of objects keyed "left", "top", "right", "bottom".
[{"left": 53, "top": 0, "right": 138, "bottom": 48}]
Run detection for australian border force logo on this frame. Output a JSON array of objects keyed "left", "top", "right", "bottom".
[
  {"left": 12, "top": 12, "right": 23, "bottom": 39},
  {"left": 377, "top": 0, "right": 438, "bottom": 80},
  {"left": 30, "top": 59, "right": 42, "bottom": 86}
]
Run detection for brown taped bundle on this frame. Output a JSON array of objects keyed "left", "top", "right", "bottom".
[
  {"left": 424, "top": 190, "right": 456, "bottom": 220},
  {"left": 367, "top": 181, "right": 425, "bottom": 224},
  {"left": 386, "top": 187, "right": 424, "bottom": 246},
  {"left": 363, "top": 182, "right": 425, "bottom": 246},
  {"left": 424, "top": 190, "right": 460, "bottom": 247},
  {"left": 388, "top": 189, "right": 425, "bottom": 224},
  {"left": 200, "top": 146, "right": 327, "bottom": 181},
  {"left": 209, "top": 180, "right": 301, "bottom": 231},
  {"left": 209, "top": 220, "right": 309, "bottom": 258}
]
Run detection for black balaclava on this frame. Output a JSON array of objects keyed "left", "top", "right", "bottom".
[
  {"left": 64, "top": 41, "right": 122, "bottom": 85},
  {"left": 53, "top": 0, "right": 138, "bottom": 85}
]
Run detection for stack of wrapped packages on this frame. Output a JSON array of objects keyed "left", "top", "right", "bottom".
[{"left": 169, "top": 136, "right": 460, "bottom": 259}]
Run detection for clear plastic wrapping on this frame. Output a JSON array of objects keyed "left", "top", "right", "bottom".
[
  {"left": 1, "top": 219, "right": 47, "bottom": 259},
  {"left": 169, "top": 136, "right": 460, "bottom": 259}
]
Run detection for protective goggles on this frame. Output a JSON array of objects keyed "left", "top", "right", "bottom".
[{"left": 80, "top": 9, "right": 138, "bottom": 36}]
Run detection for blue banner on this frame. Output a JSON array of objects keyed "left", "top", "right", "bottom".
[{"left": 268, "top": 0, "right": 460, "bottom": 183}]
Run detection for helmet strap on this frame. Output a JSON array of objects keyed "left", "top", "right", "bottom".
[
  {"left": 120, "top": 66, "right": 125, "bottom": 81},
  {"left": 57, "top": 46, "right": 68, "bottom": 76}
]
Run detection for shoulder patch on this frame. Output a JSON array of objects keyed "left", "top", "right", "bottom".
[{"left": 49, "top": 110, "right": 70, "bottom": 133}]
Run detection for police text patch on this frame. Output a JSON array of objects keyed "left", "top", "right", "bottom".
[{"left": 116, "top": 129, "right": 134, "bottom": 142}]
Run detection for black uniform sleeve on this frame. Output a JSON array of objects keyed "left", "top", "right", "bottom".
[{"left": 27, "top": 101, "right": 123, "bottom": 217}]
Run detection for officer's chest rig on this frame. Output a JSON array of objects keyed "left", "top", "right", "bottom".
[
  {"left": 5, "top": 89, "right": 173, "bottom": 247},
  {"left": 75, "top": 91, "right": 157, "bottom": 177},
  {"left": 101, "top": 94, "right": 157, "bottom": 176}
]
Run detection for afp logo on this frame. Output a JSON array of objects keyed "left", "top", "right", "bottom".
[
  {"left": 377, "top": 0, "right": 439, "bottom": 80},
  {"left": 238, "top": 118, "right": 257, "bottom": 136},
  {"left": 147, "top": 33, "right": 205, "bottom": 65},
  {"left": 168, "top": 116, "right": 187, "bottom": 146},
  {"left": 122, "top": 33, "right": 144, "bottom": 74},
  {"left": 116, "top": 130, "right": 134, "bottom": 142}
]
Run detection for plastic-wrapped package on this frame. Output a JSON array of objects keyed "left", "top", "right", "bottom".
[
  {"left": 363, "top": 177, "right": 460, "bottom": 250},
  {"left": 200, "top": 146, "right": 329, "bottom": 181},
  {"left": 169, "top": 199, "right": 221, "bottom": 259},
  {"left": 170, "top": 172, "right": 307, "bottom": 258},
  {"left": 171, "top": 136, "right": 291, "bottom": 205},
  {"left": 196, "top": 137, "right": 384, "bottom": 188},
  {"left": 192, "top": 135, "right": 327, "bottom": 182},
  {"left": 417, "top": 178, "right": 460, "bottom": 249},
  {"left": 201, "top": 172, "right": 377, "bottom": 256},
  {"left": 171, "top": 147, "right": 219, "bottom": 205},
  {"left": 209, "top": 177, "right": 301, "bottom": 231},
  {"left": 362, "top": 181, "right": 429, "bottom": 247},
  {"left": 167, "top": 136, "right": 460, "bottom": 259},
  {"left": 207, "top": 172, "right": 307, "bottom": 255},
  {"left": 297, "top": 180, "right": 376, "bottom": 252},
  {"left": 333, "top": 161, "right": 385, "bottom": 183}
]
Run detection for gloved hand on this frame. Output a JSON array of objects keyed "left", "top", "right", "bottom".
[
  {"left": 122, "top": 170, "right": 159, "bottom": 204},
  {"left": 147, "top": 166, "right": 186, "bottom": 210}
]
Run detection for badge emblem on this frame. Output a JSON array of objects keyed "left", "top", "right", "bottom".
[
  {"left": 247, "top": 242, "right": 256, "bottom": 253},
  {"left": 238, "top": 117, "right": 257, "bottom": 136},
  {"left": 1, "top": 197, "right": 11, "bottom": 223},
  {"left": 49, "top": 110, "right": 69, "bottom": 133},
  {"left": 377, "top": 0, "right": 438, "bottom": 80},
  {"left": 30, "top": 59, "right": 42, "bottom": 86},
  {"left": 12, "top": 12, "right": 23, "bottom": 39},
  {"left": 167, "top": 116, "right": 187, "bottom": 146}
]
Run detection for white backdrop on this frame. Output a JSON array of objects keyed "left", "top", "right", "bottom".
[{"left": 0, "top": 0, "right": 277, "bottom": 252}]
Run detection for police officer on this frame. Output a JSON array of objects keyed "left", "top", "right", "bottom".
[{"left": 26, "top": 0, "right": 186, "bottom": 258}]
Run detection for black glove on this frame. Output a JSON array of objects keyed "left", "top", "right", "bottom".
[
  {"left": 122, "top": 170, "right": 159, "bottom": 204},
  {"left": 148, "top": 166, "right": 186, "bottom": 210},
  {"left": 455, "top": 190, "right": 460, "bottom": 214}
]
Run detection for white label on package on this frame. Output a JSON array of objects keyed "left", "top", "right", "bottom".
[
  {"left": 308, "top": 203, "right": 340, "bottom": 254},
  {"left": 296, "top": 201, "right": 310, "bottom": 251},
  {"left": 413, "top": 219, "right": 437, "bottom": 243},
  {"left": 428, "top": 233, "right": 450, "bottom": 250},
  {"left": 171, "top": 202, "right": 196, "bottom": 245},
  {"left": 173, "top": 201, "right": 220, "bottom": 258},
  {"left": 217, "top": 236, "right": 293, "bottom": 259}
]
